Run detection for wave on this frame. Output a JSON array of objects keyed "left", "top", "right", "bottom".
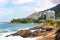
[
  {"left": 18, "top": 28, "right": 30, "bottom": 30},
  {"left": 0, "top": 36, "right": 36, "bottom": 40},
  {"left": 0, "top": 29, "right": 12, "bottom": 33},
  {"left": 0, "top": 32, "right": 37, "bottom": 40}
]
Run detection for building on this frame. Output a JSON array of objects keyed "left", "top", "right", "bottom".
[{"left": 46, "top": 10, "right": 55, "bottom": 20}]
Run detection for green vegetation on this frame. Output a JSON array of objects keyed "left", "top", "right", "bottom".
[
  {"left": 38, "top": 14, "right": 46, "bottom": 20},
  {"left": 11, "top": 18, "right": 41, "bottom": 23},
  {"left": 45, "top": 20, "right": 60, "bottom": 29},
  {"left": 57, "top": 21, "right": 60, "bottom": 29},
  {"left": 11, "top": 14, "right": 46, "bottom": 23},
  {"left": 55, "top": 10, "right": 60, "bottom": 17},
  {"left": 50, "top": 16, "right": 54, "bottom": 19},
  {"left": 45, "top": 20, "right": 57, "bottom": 26}
]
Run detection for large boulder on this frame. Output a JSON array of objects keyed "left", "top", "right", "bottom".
[
  {"left": 55, "top": 29, "right": 60, "bottom": 40},
  {"left": 6, "top": 30, "right": 32, "bottom": 38},
  {"left": 17, "top": 30, "right": 32, "bottom": 38},
  {"left": 46, "top": 28, "right": 53, "bottom": 31},
  {"left": 32, "top": 30, "right": 41, "bottom": 37}
]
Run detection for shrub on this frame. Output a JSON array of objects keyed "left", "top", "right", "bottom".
[{"left": 45, "top": 20, "right": 57, "bottom": 26}]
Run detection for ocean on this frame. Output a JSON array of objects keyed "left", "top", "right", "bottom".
[{"left": 0, "top": 23, "right": 40, "bottom": 40}]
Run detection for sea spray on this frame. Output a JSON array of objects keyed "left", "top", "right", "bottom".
[{"left": 0, "top": 32, "right": 37, "bottom": 40}]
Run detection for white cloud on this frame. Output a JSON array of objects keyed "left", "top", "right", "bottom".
[
  {"left": 12, "top": 0, "right": 57, "bottom": 11},
  {"left": 51, "top": 0, "right": 60, "bottom": 4},
  {"left": 12, "top": 0, "right": 34, "bottom": 5},
  {"left": 0, "top": 0, "right": 57, "bottom": 11},
  {"left": 34, "top": 0, "right": 57, "bottom": 11}
]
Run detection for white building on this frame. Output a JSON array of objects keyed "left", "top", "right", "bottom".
[{"left": 46, "top": 10, "right": 55, "bottom": 20}]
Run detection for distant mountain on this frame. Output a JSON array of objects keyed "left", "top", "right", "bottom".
[{"left": 27, "top": 4, "right": 60, "bottom": 19}]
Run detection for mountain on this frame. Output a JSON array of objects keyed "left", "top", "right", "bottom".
[
  {"left": 27, "top": 4, "right": 60, "bottom": 19},
  {"left": 27, "top": 11, "right": 45, "bottom": 20}
]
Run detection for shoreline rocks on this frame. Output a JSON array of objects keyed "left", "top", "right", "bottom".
[
  {"left": 5, "top": 22, "right": 60, "bottom": 40},
  {"left": 37, "top": 29, "right": 60, "bottom": 40},
  {"left": 5, "top": 25, "right": 60, "bottom": 40},
  {"left": 5, "top": 26, "right": 53, "bottom": 38},
  {"left": 55, "top": 29, "right": 60, "bottom": 40}
]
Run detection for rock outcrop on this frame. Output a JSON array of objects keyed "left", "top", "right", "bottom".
[
  {"left": 55, "top": 29, "right": 60, "bottom": 40},
  {"left": 37, "top": 29, "right": 60, "bottom": 40},
  {"left": 6, "top": 26, "right": 53, "bottom": 38}
]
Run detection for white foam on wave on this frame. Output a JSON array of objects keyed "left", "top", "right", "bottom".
[
  {"left": 0, "top": 36, "right": 37, "bottom": 40},
  {"left": 30, "top": 30, "right": 36, "bottom": 32},
  {"left": 0, "top": 32, "right": 37, "bottom": 40},
  {"left": 18, "top": 28, "right": 30, "bottom": 30}
]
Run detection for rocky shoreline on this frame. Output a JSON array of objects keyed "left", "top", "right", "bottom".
[{"left": 5, "top": 23, "right": 60, "bottom": 40}]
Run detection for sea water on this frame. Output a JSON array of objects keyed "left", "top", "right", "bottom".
[{"left": 0, "top": 23, "right": 40, "bottom": 40}]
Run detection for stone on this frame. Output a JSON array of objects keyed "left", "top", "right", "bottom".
[
  {"left": 55, "top": 29, "right": 60, "bottom": 40},
  {"left": 32, "top": 30, "right": 41, "bottom": 37},
  {"left": 17, "top": 30, "right": 32, "bottom": 38},
  {"left": 46, "top": 28, "right": 53, "bottom": 31}
]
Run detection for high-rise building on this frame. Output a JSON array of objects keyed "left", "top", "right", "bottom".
[{"left": 46, "top": 10, "right": 55, "bottom": 20}]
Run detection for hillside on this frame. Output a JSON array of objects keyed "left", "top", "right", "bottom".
[
  {"left": 27, "top": 11, "right": 45, "bottom": 20},
  {"left": 52, "top": 4, "right": 60, "bottom": 17},
  {"left": 49, "top": 4, "right": 60, "bottom": 11},
  {"left": 27, "top": 4, "right": 60, "bottom": 19},
  {"left": 11, "top": 4, "right": 60, "bottom": 23}
]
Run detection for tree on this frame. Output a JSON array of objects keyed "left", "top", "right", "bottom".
[
  {"left": 38, "top": 14, "right": 46, "bottom": 20},
  {"left": 55, "top": 10, "right": 60, "bottom": 17}
]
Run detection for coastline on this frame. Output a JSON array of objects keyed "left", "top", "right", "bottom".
[
  {"left": 5, "top": 22, "right": 58, "bottom": 40},
  {"left": 0, "top": 22, "right": 59, "bottom": 40}
]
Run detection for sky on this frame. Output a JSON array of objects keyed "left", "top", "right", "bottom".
[{"left": 0, "top": 0, "right": 59, "bottom": 22}]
